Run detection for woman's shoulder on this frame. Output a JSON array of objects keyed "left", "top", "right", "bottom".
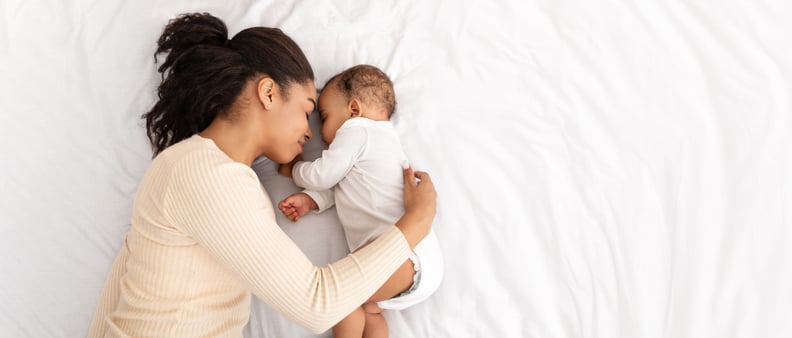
[
  {"left": 156, "top": 135, "right": 225, "bottom": 162},
  {"left": 150, "top": 135, "right": 240, "bottom": 178},
  {"left": 146, "top": 135, "right": 260, "bottom": 197}
]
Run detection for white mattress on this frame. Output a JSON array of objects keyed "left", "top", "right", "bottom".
[{"left": 1, "top": 1, "right": 791, "bottom": 337}]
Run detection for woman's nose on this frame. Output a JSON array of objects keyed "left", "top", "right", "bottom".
[{"left": 305, "top": 126, "right": 312, "bottom": 140}]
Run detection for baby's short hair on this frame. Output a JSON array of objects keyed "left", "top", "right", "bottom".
[{"left": 325, "top": 65, "right": 396, "bottom": 117}]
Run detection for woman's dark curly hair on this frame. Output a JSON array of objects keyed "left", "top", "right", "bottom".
[{"left": 143, "top": 13, "right": 314, "bottom": 156}]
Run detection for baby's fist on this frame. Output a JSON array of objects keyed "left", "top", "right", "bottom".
[{"left": 277, "top": 192, "right": 317, "bottom": 222}]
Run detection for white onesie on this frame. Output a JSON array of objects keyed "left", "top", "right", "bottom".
[{"left": 292, "top": 117, "right": 443, "bottom": 310}]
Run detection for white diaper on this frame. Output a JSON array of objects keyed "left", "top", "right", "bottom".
[{"left": 376, "top": 230, "right": 443, "bottom": 310}]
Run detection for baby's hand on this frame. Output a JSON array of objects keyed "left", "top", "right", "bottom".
[{"left": 277, "top": 192, "right": 317, "bottom": 222}]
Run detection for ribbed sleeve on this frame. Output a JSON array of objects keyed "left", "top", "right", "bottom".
[
  {"left": 87, "top": 236, "right": 129, "bottom": 338},
  {"left": 87, "top": 136, "right": 412, "bottom": 337}
]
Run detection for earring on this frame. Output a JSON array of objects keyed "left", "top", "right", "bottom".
[{"left": 266, "top": 103, "right": 272, "bottom": 109}]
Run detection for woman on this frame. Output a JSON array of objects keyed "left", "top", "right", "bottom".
[{"left": 88, "top": 13, "right": 436, "bottom": 337}]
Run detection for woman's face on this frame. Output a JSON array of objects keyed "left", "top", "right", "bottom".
[
  {"left": 263, "top": 82, "right": 317, "bottom": 163},
  {"left": 317, "top": 84, "right": 351, "bottom": 144}
]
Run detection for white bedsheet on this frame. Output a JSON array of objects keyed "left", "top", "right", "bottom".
[{"left": 1, "top": 1, "right": 791, "bottom": 337}]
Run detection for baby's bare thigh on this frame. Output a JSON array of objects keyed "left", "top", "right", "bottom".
[{"left": 367, "top": 258, "right": 416, "bottom": 303}]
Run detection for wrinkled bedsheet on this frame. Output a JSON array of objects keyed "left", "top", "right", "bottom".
[{"left": 1, "top": 1, "right": 791, "bottom": 337}]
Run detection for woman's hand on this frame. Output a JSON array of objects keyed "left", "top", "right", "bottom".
[{"left": 396, "top": 165, "right": 436, "bottom": 249}]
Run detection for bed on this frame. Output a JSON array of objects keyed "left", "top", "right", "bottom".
[{"left": 1, "top": 1, "right": 791, "bottom": 337}]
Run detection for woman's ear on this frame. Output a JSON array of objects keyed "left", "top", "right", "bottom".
[
  {"left": 258, "top": 78, "right": 276, "bottom": 110},
  {"left": 349, "top": 99, "right": 362, "bottom": 118}
]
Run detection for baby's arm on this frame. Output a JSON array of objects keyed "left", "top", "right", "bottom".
[
  {"left": 292, "top": 125, "right": 367, "bottom": 190},
  {"left": 278, "top": 189, "right": 335, "bottom": 222}
]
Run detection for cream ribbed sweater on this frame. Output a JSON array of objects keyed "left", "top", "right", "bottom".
[{"left": 88, "top": 135, "right": 412, "bottom": 337}]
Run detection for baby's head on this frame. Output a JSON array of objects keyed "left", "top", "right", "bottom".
[{"left": 317, "top": 65, "right": 396, "bottom": 144}]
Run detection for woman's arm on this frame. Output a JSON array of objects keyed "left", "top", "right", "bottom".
[
  {"left": 394, "top": 166, "right": 436, "bottom": 248},
  {"left": 87, "top": 236, "right": 130, "bottom": 337},
  {"left": 162, "top": 154, "right": 434, "bottom": 333}
]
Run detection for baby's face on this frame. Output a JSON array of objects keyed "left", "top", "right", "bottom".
[{"left": 317, "top": 85, "right": 351, "bottom": 144}]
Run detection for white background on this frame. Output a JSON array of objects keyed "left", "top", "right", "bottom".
[{"left": 1, "top": 1, "right": 791, "bottom": 337}]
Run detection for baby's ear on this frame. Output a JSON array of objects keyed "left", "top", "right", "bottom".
[{"left": 349, "top": 99, "right": 362, "bottom": 117}]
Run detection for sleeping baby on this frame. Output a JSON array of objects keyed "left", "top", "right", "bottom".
[{"left": 278, "top": 64, "right": 443, "bottom": 338}]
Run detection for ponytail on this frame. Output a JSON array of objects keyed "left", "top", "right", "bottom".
[{"left": 144, "top": 13, "right": 314, "bottom": 156}]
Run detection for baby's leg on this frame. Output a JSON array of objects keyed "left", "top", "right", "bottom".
[
  {"left": 332, "top": 306, "right": 365, "bottom": 338},
  {"left": 362, "top": 302, "right": 388, "bottom": 338},
  {"left": 368, "top": 257, "right": 416, "bottom": 302},
  {"left": 356, "top": 257, "right": 414, "bottom": 338},
  {"left": 335, "top": 245, "right": 413, "bottom": 338},
  {"left": 351, "top": 242, "right": 416, "bottom": 302}
]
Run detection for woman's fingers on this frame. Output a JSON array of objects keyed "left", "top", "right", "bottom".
[
  {"left": 403, "top": 166, "right": 436, "bottom": 208},
  {"left": 403, "top": 165, "right": 415, "bottom": 187},
  {"left": 404, "top": 164, "right": 433, "bottom": 186},
  {"left": 397, "top": 167, "right": 437, "bottom": 249},
  {"left": 413, "top": 171, "right": 431, "bottom": 186}
]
